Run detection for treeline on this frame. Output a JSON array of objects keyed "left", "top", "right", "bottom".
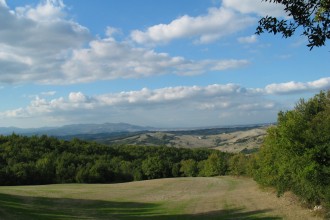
[{"left": 0, "top": 134, "right": 234, "bottom": 185}]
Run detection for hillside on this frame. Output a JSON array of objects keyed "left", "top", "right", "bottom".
[
  {"left": 98, "top": 126, "right": 268, "bottom": 153},
  {"left": 0, "top": 123, "right": 269, "bottom": 153},
  {"left": 0, "top": 176, "right": 322, "bottom": 220}
]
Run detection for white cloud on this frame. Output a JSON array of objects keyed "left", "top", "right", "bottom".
[
  {"left": 265, "top": 77, "right": 330, "bottom": 94},
  {"left": 1, "top": 108, "right": 24, "bottom": 118},
  {"left": 130, "top": 0, "right": 287, "bottom": 45},
  {"left": 18, "top": 0, "right": 65, "bottom": 21},
  {"left": 105, "top": 26, "right": 121, "bottom": 38},
  {"left": 0, "top": 82, "right": 270, "bottom": 127},
  {"left": 2, "top": 78, "right": 327, "bottom": 127},
  {"left": 0, "top": 0, "right": 7, "bottom": 8},
  {"left": 222, "top": 0, "right": 286, "bottom": 17},
  {"left": 238, "top": 35, "right": 258, "bottom": 44},
  {"left": 61, "top": 38, "right": 249, "bottom": 83},
  {"left": 131, "top": 6, "right": 256, "bottom": 45},
  {"left": 68, "top": 92, "right": 89, "bottom": 103},
  {"left": 0, "top": 1, "right": 249, "bottom": 84},
  {"left": 0, "top": 0, "right": 91, "bottom": 84},
  {"left": 0, "top": 83, "right": 257, "bottom": 118}
]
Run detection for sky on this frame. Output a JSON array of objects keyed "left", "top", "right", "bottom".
[{"left": 0, "top": 0, "right": 329, "bottom": 128}]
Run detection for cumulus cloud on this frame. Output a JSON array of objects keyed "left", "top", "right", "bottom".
[
  {"left": 0, "top": 0, "right": 91, "bottom": 84},
  {"left": 0, "top": 85, "right": 256, "bottom": 126},
  {"left": 18, "top": 0, "right": 65, "bottom": 21},
  {"left": 105, "top": 26, "right": 121, "bottom": 38},
  {"left": 265, "top": 77, "right": 330, "bottom": 94},
  {"left": 222, "top": 0, "right": 286, "bottom": 17},
  {"left": 68, "top": 92, "right": 89, "bottom": 103},
  {"left": 61, "top": 38, "right": 249, "bottom": 83},
  {"left": 0, "top": 1, "right": 249, "bottom": 84},
  {"left": 131, "top": 7, "right": 256, "bottom": 45},
  {"left": 130, "top": 0, "right": 287, "bottom": 45},
  {"left": 238, "top": 35, "right": 258, "bottom": 44},
  {"left": 2, "top": 78, "right": 328, "bottom": 127},
  {"left": 0, "top": 83, "right": 258, "bottom": 118}
]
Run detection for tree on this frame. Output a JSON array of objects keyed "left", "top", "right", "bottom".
[
  {"left": 142, "top": 156, "right": 166, "bottom": 179},
  {"left": 198, "top": 153, "right": 228, "bottom": 177},
  {"left": 256, "top": 0, "right": 330, "bottom": 49},
  {"left": 254, "top": 90, "right": 330, "bottom": 207},
  {"left": 88, "top": 160, "right": 114, "bottom": 183},
  {"left": 35, "top": 154, "right": 56, "bottom": 184},
  {"left": 229, "top": 153, "right": 248, "bottom": 176},
  {"left": 180, "top": 159, "right": 198, "bottom": 177}
]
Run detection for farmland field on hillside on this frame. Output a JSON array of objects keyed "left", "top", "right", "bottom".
[{"left": 78, "top": 126, "right": 268, "bottom": 153}]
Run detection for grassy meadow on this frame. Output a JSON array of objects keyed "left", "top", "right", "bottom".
[{"left": 0, "top": 176, "right": 321, "bottom": 220}]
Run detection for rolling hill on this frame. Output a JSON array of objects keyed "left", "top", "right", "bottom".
[{"left": 0, "top": 123, "right": 271, "bottom": 153}]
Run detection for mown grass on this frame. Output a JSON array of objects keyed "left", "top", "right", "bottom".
[
  {"left": 0, "top": 177, "right": 281, "bottom": 220},
  {"left": 0, "top": 193, "right": 158, "bottom": 219},
  {"left": 0, "top": 194, "right": 279, "bottom": 220}
]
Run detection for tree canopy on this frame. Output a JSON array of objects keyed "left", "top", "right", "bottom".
[
  {"left": 253, "top": 90, "right": 330, "bottom": 207},
  {"left": 256, "top": 0, "right": 330, "bottom": 49},
  {"left": 0, "top": 135, "right": 232, "bottom": 185}
]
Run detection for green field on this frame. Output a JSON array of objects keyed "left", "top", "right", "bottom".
[{"left": 0, "top": 177, "right": 320, "bottom": 220}]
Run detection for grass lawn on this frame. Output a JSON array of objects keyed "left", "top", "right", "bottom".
[{"left": 0, "top": 176, "right": 320, "bottom": 220}]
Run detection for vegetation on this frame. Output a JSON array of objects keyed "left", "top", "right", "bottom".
[
  {"left": 253, "top": 90, "right": 330, "bottom": 209},
  {"left": 0, "top": 177, "right": 287, "bottom": 219},
  {"left": 0, "top": 135, "right": 231, "bottom": 185},
  {"left": 228, "top": 153, "right": 249, "bottom": 176},
  {"left": 256, "top": 0, "right": 330, "bottom": 49},
  {"left": 0, "top": 90, "right": 329, "bottom": 216}
]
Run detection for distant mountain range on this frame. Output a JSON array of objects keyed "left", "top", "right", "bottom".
[{"left": 0, "top": 123, "right": 153, "bottom": 136}]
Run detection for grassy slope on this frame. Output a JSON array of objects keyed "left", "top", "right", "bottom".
[{"left": 0, "top": 176, "right": 321, "bottom": 220}]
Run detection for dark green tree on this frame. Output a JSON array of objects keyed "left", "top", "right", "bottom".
[
  {"left": 254, "top": 90, "right": 330, "bottom": 207},
  {"left": 180, "top": 159, "right": 198, "bottom": 177},
  {"left": 256, "top": 0, "right": 330, "bottom": 49},
  {"left": 142, "top": 156, "right": 166, "bottom": 179},
  {"left": 88, "top": 160, "right": 114, "bottom": 183},
  {"left": 229, "top": 153, "right": 248, "bottom": 176},
  {"left": 35, "top": 154, "right": 56, "bottom": 184},
  {"left": 198, "top": 152, "right": 228, "bottom": 177}
]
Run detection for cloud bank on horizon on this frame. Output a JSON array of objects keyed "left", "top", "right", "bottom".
[{"left": 0, "top": 0, "right": 328, "bottom": 128}]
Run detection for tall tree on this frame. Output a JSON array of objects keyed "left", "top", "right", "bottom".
[
  {"left": 256, "top": 0, "right": 330, "bottom": 49},
  {"left": 254, "top": 90, "right": 330, "bottom": 206}
]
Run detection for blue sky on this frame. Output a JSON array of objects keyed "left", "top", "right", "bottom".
[{"left": 0, "top": 0, "right": 329, "bottom": 128}]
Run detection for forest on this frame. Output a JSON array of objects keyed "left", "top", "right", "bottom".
[{"left": 0, "top": 134, "right": 232, "bottom": 185}]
